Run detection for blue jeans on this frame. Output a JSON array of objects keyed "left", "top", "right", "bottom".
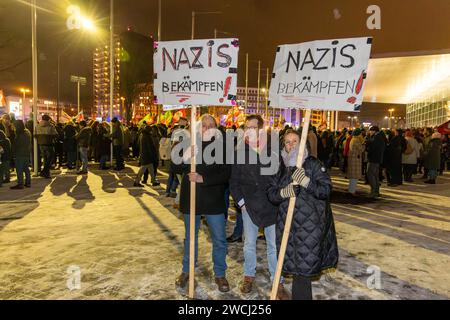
[
  {"left": 242, "top": 209, "right": 280, "bottom": 282},
  {"left": 99, "top": 155, "right": 109, "bottom": 169},
  {"left": 15, "top": 157, "right": 31, "bottom": 186},
  {"left": 230, "top": 208, "right": 244, "bottom": 239},
  {"left": 428, "top": 168, "right": 438, "bottom": 179},
  {"left": 166, "top": 171, "right": 179, "bottom": 194},
  {"left": 79, "top": 147, "right": 88, "bottom": 172},
  {"left": 182, "top": 214, "right": 228, "bottom": 278}
]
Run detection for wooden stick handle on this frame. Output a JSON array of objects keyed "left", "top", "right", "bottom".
[
  {"left": 189, "top": 105, "right": 197, "bottom": 299},
  {"left": 270, "top": 108, "right": 312, "bottom": 300}
]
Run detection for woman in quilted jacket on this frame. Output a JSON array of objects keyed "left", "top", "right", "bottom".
[{"left": 268, "top": 129, "right": 339, "bottom": 300}]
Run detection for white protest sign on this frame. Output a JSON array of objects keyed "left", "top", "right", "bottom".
[
  {"left": 154, "top": 38, "right": 239, "bottom": 106},
  {"left": 269, "top": 37, "right": 372, "bottom": 111}
]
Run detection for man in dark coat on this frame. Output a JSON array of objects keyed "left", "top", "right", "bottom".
[
  {"left": 385, "top": 129, "right": 406, "bottom": 186},
  {"left": 173, "top": 114, "right": 231, "bottom": 293},
  {"left": 134, "top": 125, "right": 160, "bottom": 187},
  {"left": 10, "top": 121, "right": 31, "bottom": 189},
  {"left": 0, "top": 129, "right": 11, "bottom": 187},
  {"left": 35, "top": 115, "right": 58, "bottom": 179},
  {"left": 267, "top": 129, "right": 338, "bottom": 300},
  {"left": 64, "top": 123, "right": 77, "bottom": 170},
  {"left": 229, "top": 115, "right": 290, "bottom": 300},
  {"left": 366, "top": 126, "right": 386, "bottom": 198},
  {"left": 424, "top": 132, "right": 442, "bottom": 184},
  {"left": 75, "top": 120, "right": 92, "bottom": 175}
]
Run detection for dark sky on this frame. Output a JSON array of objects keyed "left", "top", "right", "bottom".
[{"left": 1, "top": 0, "right": 449, "bottom": 107}]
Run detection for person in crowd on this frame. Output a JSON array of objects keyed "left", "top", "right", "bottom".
[
  {"left": 402, "top": 129, "right": 420, "bottom": 182},
  {"left": 63, "top": 122, "right": 77, "bottom": 170},
  {"left": 54, "top": 123, "right": 65, "bottom": 169},
  {"left": 174, "top": 114, "right": 231, "bottom": 293},
  {"left": 75, "top": 120, "right": 92, "bottom": 175},
  {"left": 424, "top": 132, "right": 442, "bottom": 184},
  {"left": 0, "top": 129, "right": 11, "bottom": 187},
  {"left": 142, "top": 125, "right": 161, "bottom": 184},
  {"left": 134, "top": 125, "right": 160, "bottom": 187},
  {"left": 366, "top": 126, "right": 386, "bottom": 198},
  {"left": 89, "top": 121, "right": 100, "bottom": 162},
  {"left": 342, "top": 130, "right": 353, "bottom": 175},
  {"left": 122, "top": 124, "right": 132, "bottom": 160},
  {"left": 35, "top": 115, "right": 57, "bottom": 179},
  {"left": 111, "top": 118, "right": 125, "bottom": 171},
  {"left": 10, "top": 121, "right": 31, "bottom": 190},
  {"left": 267, "top": 129, "right": 338, "bottom": 300},
  {"left": 130, "top": 124, "right": 140, "bottom": 159},
  {"left": 98, "top": 122, "right": 111, "bottom": 170},
  {"left": 347, "top": 128, "right": 364, "bottom": 196},
  {"left": 230, "top": 115, "right": 290, "bottom": 299},
  {"left": 421, "top": 128, "right": 433, "bottom": 179},
  {"left": 385, "top": 129, "right": 406, "bottom": 187},
  {"left": 414, "top": 132, "right": 424, "bottom": 175}
]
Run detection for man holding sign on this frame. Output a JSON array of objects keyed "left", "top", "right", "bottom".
[
  {"left": 154, "top": 38, "right": 239, "bottom": 297},
  {"left": 268, "top": 37, "right": 372, "bottom": 300}
]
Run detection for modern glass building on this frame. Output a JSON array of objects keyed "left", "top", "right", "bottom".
[{"left": 406, "top": 99, "right": 450, "bottom": 128}]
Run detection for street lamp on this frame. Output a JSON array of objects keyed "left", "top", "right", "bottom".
[
  {"left": 58, "top": 7, "right": 97, "bottom": 123},
  {"left": 20, "top": 88, "right": 31, "bottom": 120},
  {"left": 70, "top": 75, "right": 87, "bottom": 115}
]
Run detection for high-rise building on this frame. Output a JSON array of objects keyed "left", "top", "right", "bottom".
[
  {"left": 93, "top": 29, "right": 153, "bottom": 122},
  {"left": 93, "top": 37, "right": 121, "bottom": 120}
]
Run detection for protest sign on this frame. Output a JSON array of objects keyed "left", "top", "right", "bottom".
[
  {"left": 269, "top": 37, "right": 372, "bottom": 111},
  {"left": 154, "top": 38, "right": 239, "bottom": 106}
]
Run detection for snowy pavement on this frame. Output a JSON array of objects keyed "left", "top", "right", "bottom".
[{"left": 0, "top": 163, "right": 449, "bottom": 300}]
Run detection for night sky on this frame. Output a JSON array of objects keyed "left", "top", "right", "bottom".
[{"left": 1, "top": 0, "right": 449, "bottom": 107}]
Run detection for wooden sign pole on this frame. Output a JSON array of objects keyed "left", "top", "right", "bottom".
[
  {"left": 188, "top": 105, "right": 197, "bottom": 299},
  {"left": 270, "top": 108, "right": 312, "bottom": 300}
]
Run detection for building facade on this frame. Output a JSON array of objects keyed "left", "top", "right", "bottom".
[
  {"left": 93, "top": 38, "right": 121, "bottom": 120},
  {"left": 406, "top": 99, "right": 450, "bottom": 128}
]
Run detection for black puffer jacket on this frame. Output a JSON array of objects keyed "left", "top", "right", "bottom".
[{"left": 267, "top": 157, "right": 339, "bottom": 278}]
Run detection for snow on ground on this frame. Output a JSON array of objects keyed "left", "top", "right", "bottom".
[{"left": 0, "top": 164, "right": 449, "bottom": 300}]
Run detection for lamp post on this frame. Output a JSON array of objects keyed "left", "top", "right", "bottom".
[
  {"left": 388, "top": 108, "right": 395, "bottom": 128},
  {"left": 20, "top": 88, "right": 30, "bottom": 120},
  {"left": 70, "top": 76, "right": 87, "bottom": 115}
]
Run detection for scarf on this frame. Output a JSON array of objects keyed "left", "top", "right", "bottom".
[{"left": 281, "top": 145, "right": 309, "bottom": 167}]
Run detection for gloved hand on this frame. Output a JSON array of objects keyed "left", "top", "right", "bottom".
[
  {"left": 280, "top": 184, "right": 301, "bottom": 199},
  {"left": 292, "top": 167, "right": 310, "bottom": 188}
]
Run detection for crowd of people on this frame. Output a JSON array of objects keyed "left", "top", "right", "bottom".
[{"left": 0, "top": 111, "right": 449, "bottom": 300}]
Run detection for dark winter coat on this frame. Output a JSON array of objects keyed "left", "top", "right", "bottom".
[
  {"left": 424, "top": 138, "right": 442, "bottom": 170},
  {"left": 97, "top": 127, "right": 111, "bottom": 157},
  {"left": 174, "top": 136, "right": 231, "bottom": 216},
  {"left": 230, "top": 140, "right": 279, "bottom": 228},
  {"left": 385, "top": 135, "right": 406, "bottom": 170},
  {"left": 139, "top": 127, "right": 158, "bottom": 166},
  {"left": 76, "top": 127, "right": 92, "bottom": 148},
  {"left": 14, "top": 129, "right": 31, "bottom": 158},
  {"left": 63, "top": 124, "right": 77, "bottom": 153},
  {"left": 0, "top": 131, "right": 11, "bottom": 162},
  {"left": 35, "top": 120, "right": 57, "bottom": 146},
  {"left": 267, "top": 157, "right": 339, "bottom": 278},
  {"left": 366, "top": 131, "right": 386, "bottom": 164}
]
